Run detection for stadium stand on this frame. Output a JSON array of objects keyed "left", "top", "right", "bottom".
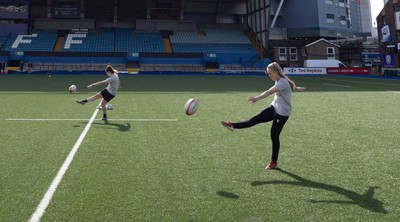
[
  {"left": 0, "top": 28, "right": 257, "bottom": 55},
  {"left": 140, "top": 64, "right": 205, "bottom": 72},
  {"left": 170, "top": 28, "right": 256, "bottom": 53},
  {"left": 0, "top": 36, "right": 9, "bottom": 50},
  {"left": 32, "top": 62, "right": 126, "bottom": 72},
  {"left": 60, "top": 29, "right": 165, "bottom": 53},
  {"left": 0, "top": 0, "right": 279, "bottom": 74},
  {"left": 1, "top": 32, "right": 57, "bottom": 52},
  {"left": 61, "top": 29, "right": 114, "bottom": 52},
  {"left": 115, "top": 29, "right": 165, "bottom": 53},
  {"left": 2, "top": 27, "right": 260, "bottom": 73}
]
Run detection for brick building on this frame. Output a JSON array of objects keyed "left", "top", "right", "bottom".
[
  {"left": 268, "top": 38, "right": 340, "bottom": 67},
  {"left": 377, "top": 0, "right": 400, "bottom": 71}
]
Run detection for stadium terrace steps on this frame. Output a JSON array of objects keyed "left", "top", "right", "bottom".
[
  {"left": 53, "top": 36, "right": 64, "bottom": 52},
  {"left": 244, "top": 30, "right": 264, "bottom": 58},
  {"left": 163, "top": 37, "right": 173, "bottom": 53}
]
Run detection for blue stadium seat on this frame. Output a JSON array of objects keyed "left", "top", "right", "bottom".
[
  {"left": 0, "top": 28, "right": 255, "bottom": 55},
  {"left": 170, "top": 28, "right": 257, "bottom": 53},
  {"left": 1, "top": 31, "right": 57, "bottom": 52},
  {"left": 62, "top": 29, "right": 114, "bottom": 52},
  {"left": 0, "top": 36, "right": 9, "bottom": 49},
  {"left": 61, "top": 29, "right": 165, "bottom": 53},
  {"left": 115, "top": 30, "right": 165, "bottom": 53}
]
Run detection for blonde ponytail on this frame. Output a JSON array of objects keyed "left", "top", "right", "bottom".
[
  {"left": 105, "top": 65, "right": 118, "bottom": 74},
  {"left": 267, "top": 62, "right": 296, "bottom": 90}
]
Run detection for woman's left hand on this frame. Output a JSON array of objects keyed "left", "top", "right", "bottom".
[
  {"left": 248, "top": 96, "right": 258, "bottom": 104},
  {"left": 295, "top": 86, "right": 306, "bottom": 91}
]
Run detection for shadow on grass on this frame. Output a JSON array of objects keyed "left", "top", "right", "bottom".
[
  {"left": 251, "top": 168, "right": 388, "bottom": 214},
  {"left": 91, "top": 120, "right": 131, "bottom": 132},
  {"left": 217, "top": 191, "right": 240, "bottom": 199}
]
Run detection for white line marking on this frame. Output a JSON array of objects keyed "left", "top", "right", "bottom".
[
  {"left": 29, "top": 104, "right": 100, "bottom": 222},
  {"left": 303, "top": 76, "right": 400, "bottom": 87},
  {"left": 106, "top": 119, "right": 178, "bottom": 121},
  {"left": 323, "top": 83, "right": 351, "bottom": 88},
  {"left": 6, "top": 118, "right": 178, "bottom": 122}
]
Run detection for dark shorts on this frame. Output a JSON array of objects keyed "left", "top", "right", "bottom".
[{"left": 100, "top": 89, "right": 115, "bottom": 102}]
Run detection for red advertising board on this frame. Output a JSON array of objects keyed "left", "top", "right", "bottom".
[{"left": 326, "top": 68, "right": 370, "bottom": 75}]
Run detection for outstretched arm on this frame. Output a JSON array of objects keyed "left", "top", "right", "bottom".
[
  {"left": 248, "top": 86, "right": 278, "bottom": 104},
  {"left": 294, "top": 86, "right": 306, "bottom": 91},
  {"left": 87, "top": 80, "right": 108, "bottom": 88}
]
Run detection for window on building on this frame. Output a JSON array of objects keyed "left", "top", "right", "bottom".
[
  {"left": 338, "top": 0, "right": 345, "bottom": 7},
  {"left": 279, "top": 48, "right": 287, "bottom": 61},
  {"left": 289, "top": 47, "right": 298, "bottom": 61},
  {"left": 393, "top": 3, "right": 399, "bottom": 11},
  {"left": 325, "top": 0, "right": 333, "bottom": 5},
  {"left": 327, "top": 47, "right": 335, "bottom": 59},
  {"left": 302, "top": 47, "right": 307, "bottom": 56},
  {"left": 340, "top": 16, "right": 347, "bottom": 25},
  {"left": 326, "top": 14, "right": 335, "bottom": 24}
]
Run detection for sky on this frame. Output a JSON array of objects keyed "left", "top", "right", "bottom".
[{"left": 370, "top": 0, "right": 385, "bottom": 27}]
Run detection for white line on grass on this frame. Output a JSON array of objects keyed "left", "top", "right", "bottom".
[
  {"left": 302, "top": 76, "right": 400, "bottom": 87},
  {"left": 29, "top": 103, "right": 100, "bottom": 222},
  {"left": 6, "top": 118, "right": 178, "bottom": 122},
  {"left": 323, "top": 83, "right": 351, "bottom": 88}
]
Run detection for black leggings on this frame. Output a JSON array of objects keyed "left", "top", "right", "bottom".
[{"left": 231, "top": 105, "right": 289, "bottom": 162}]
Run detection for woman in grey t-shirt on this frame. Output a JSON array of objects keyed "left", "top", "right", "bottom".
[
  {"left": 221, "top": 62, "right": 305, "bottom": 170},
  {"left": 76, "top": 65, "right": 122, "bottom": 121}
]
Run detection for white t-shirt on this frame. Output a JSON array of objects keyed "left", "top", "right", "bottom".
[
  {"left": 271, "top": 78, "right": 292, "bottom": 116},
  {"left": 105, "top": 74, "right": 119, "bottom": 96}
]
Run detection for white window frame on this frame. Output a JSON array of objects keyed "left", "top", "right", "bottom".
[
  {"left": 325, "top": 0, "right": 333, "bottom": 5},
  {"left": 327, "top": 47, "right": 335, "bottom": 60},
  {"left": 289, "top": 47, "right": 298, "bottom": 61},
  {"left": 279, "top": 47, "right": 287, "bottom": 61}
]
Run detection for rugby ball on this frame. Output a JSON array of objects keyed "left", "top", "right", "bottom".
[
  {"left": 184, "top": 98, "right": 198, "bottom": 115},
  {"left": 68, "top": 85, "right": 77, "bottom": 93}
]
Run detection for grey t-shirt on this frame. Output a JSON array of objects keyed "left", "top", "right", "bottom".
[
  {"left": 271, "top": 78, "right": 292, "bottom": 116},
  {"left": 105, "top": 74, "right": 119, "bottom": 96}
]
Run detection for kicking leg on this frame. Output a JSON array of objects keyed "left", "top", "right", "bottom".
[
  {"left": 76, "top": 93, "right": 102, "bottom": 105},
  {"left": 232, "top": 105, "right": 275, "bottom": 129}
]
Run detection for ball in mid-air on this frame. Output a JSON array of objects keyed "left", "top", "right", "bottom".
[
  {"left": 184, "top": 98, "right": 198, "bottom": 115},
  {"left": 68, "top": 85, "right": 77, "bottom": 93}
]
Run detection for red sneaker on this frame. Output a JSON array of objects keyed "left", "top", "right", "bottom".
[
  {"left": 221, "top": 121, "right": 234, "bottom": 131},
  {"left": 265, "top": 161, "right": 277, "bottom": 170}
]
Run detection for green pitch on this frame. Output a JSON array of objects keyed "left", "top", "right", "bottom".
[{"left": 0, "top": 74, "right": 399, "bottom": 221}]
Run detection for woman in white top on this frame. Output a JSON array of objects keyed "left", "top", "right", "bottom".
[
  {"left": 77, "top": 65, "right": 122, "bottom": 121},
  {"left": 221, "top": 62, "right": 305, "bottom": 170}
]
